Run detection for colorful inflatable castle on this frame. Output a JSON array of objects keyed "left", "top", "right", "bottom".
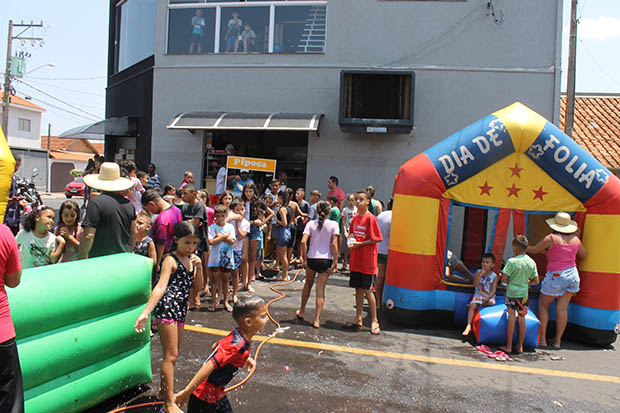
[{"left": 384, "top": 102, "right": 620, "bottom": 346}]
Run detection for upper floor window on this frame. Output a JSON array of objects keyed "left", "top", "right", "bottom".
[
  {"left": 167, "top": 1, "right": 327, "bottom": 55},
  {"left": 115, "top": 0, "right": 157, "bottom": 72},
  {"left": 18, "top": 118, "right": 31, "bottom": 133}
]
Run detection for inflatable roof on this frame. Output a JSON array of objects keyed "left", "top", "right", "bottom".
[{"left": 384, "top": 102, "right": 619, "bottom": 345}]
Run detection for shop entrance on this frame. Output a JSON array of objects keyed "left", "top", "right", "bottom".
[{"left": 203, "top": 130, "right": 308, "bottom": 194}]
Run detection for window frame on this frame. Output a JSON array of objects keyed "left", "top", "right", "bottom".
[
  {"left": 166, "top": 1, "right": 327, "bottom": 55},
  {"left": 18, "top": 117, "right": 31, "bottom": 133}
]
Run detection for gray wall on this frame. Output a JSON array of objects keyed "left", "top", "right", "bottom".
[
  {"left": 10, "top": 147, "right": 48, "bottom": 192},
  {"left": 151, "top": 0, "right": 563, "bottom": 202}
]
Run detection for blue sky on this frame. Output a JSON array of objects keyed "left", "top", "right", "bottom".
[{"left": 0, "top": 1, "right": 619, "bottom": 136}]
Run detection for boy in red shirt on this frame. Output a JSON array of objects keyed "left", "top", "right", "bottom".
[
  {"left": 346, "top": 190, "right": 382, "bottom": 335},
  {"left": 175, "top": 294, "right": 268, "bottom": 412}
]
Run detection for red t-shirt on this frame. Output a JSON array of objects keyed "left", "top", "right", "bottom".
[
  {"left": 349, "top": 212, "right": 382, "bottom": 275},
  {"left": 0, "top": 224, "right": 22, "bottom": 343},
  {"left": 327, "top": 187, "right": 345, "bottom": 203},
  {"left": 193, "top": 328, "right": 251, "bottom": 403}
]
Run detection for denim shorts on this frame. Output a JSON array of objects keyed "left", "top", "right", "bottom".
[
  {"left": 248, "top": 224, "right": 261, "bottom": 241},
  {"left": 274, "top": 226, "right": 291, "bottom": 247},
  {"left": 541, "top": 267, "right": 580, "bottom": 296}
]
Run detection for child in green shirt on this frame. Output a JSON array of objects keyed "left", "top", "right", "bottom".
[{"left": 499, "top": 235, "right": 539, "bottom": 354}]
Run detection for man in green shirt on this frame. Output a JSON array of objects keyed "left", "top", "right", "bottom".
[{"left": 500, "top": 235, "right": 539, "bottom": 355}]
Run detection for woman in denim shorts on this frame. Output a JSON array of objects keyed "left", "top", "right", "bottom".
[{"left": 527, "top": 212, "right": 587, "bottom": 348}]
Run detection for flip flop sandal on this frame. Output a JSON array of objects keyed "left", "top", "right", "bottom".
[
  {"left": 224, "top": 306, "right": 233, "bottom": 313},
  {"left": 342, "top": 322, "right": 362, "bottom": 330},
  {"left": 370, "top": 326, "right": 381, "bottom": 335},
  {"left": 492, "top": 350, "right": 510, "bottom": 361},
  {"left": 206, "top": 305, "right": 216, "bottom": 312},
  {"left": 475, "top": 345, "right": 493, "bottom": 356}
]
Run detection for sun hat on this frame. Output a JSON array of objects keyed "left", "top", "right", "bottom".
[
  {"left": 545, "top": 212, "right": 578, "bottom": 234},
  {"left": 240, "top": 169, "right": 249, "bottom": 173},
  {"left": 83, "top": 162, "right": 135, "bottom": 192}
]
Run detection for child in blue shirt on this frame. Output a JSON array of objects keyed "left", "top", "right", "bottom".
[{"left": 208, "top": 205, "right": 236, "bottom": 312}]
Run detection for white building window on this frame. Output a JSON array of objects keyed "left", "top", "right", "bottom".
[{"left": 18, "top": 118, "right": 31, "bottom": 132}]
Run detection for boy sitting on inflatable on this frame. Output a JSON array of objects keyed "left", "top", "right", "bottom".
[{"left": 499, "top": 235, "right": 539, "bottom": 354}]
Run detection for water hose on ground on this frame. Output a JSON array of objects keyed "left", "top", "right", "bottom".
[{"left": 108, "top": 269, "right": 302, "bottom": 412}]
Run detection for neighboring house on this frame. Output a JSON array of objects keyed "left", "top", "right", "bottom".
[
  {"left": 0, "top": 91, "right": 44, "bottom": 149},
  {"left": 559, "top": 94, "right": 620, "bottom": 177},
  {"left": 104, "top": 0, "right": 563, "bottom": 202},
  {"left": 41, "top": 136, "right": 104, "bottom": 192}
]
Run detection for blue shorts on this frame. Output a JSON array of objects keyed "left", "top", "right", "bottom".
[
  {"left": 248, "top": 224, "right": 261, "bottom": 241},
  {"left": 226, "top": 35, "right": 237, "bottom": 50},
  {"left": 233, "top": 249, "right": 243, "bottom": 270},
  {"left": 274, "top": 226, "right": 291, "bottom": 247},
  {"left": 541, "top": 267, "right": 580, "bottom": 296}
]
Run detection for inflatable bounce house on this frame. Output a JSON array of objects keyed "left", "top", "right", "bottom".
[
  {"left": 7, "top": 254, "right": 153, "bottom": 412},
  {"left": 384, "top": 102, "right": 620, "bottom": 346},
  {"left": 0, "top": 127, "right": 15, "bottom": 221}
]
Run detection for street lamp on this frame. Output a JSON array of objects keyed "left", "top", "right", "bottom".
[{"left": 25, "top": 62, "right": 56, "bottom": 75}]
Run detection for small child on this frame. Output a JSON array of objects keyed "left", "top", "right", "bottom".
[
  {"left": 16, "top": 206, "right": 65, "bottom": 269},
  {"left": 241, "top": 23, "right": 256, "bottom": 53},
  {"left": 327, "top": 195, "right": 340, "bottom": 224},
  {"left": 174, "top": 294, "right": 268, "bottom": 412},
  {"left": 134, "top": 211, "right": 157, "bottom": 264},
  {"left": 308, "top": 189, "right": 321, "bottom": 220},
  {"left": 134, "top": 222, "right": 201, "bottom": 413},
  {"left": 340, "top": 194, "right": 357, "bottom": 272},
  {"left": 346, "top": 190, "right": 382, "bottom": 335},
  {"left": 255, "top": 208, "right": 267, "bottom": 279},
  {"left": 499, "top": 235, "right": 539, "bottom": 354},
  {"left": 54, "top": 200, "right": 82, "bottom": 263},
  {"left": 230, "top": 199, "right": 250, "bottom": 304},
  {"left": 462, "top": 253, "right": 498, "bottom": 336},
  {"left": 208, "top": 204, "right": 236, "bottom": 312}
]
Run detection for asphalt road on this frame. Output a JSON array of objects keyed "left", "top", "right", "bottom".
[{"left": 99, "top": 268, "right": 619, "bottom": 413}]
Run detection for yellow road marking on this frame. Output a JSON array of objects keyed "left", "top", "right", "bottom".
[{"left": 184, "top": 324, "right": 620, "bottom": 384}]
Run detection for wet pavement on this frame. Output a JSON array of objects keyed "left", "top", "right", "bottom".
[{"left": 101, "top": 268, "right": 619, "bottom": 413}]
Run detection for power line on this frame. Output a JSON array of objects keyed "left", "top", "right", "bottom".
[
  {"left": 24, "top": 95, "right": 99, "bottom": 124},
  {"left": 578, "top": 38, "right": 620, "bottom": 88},
  {"left": 27, "top": 75, "right": 107, "bottom": 81},
  {"left": 26, "top": 78, "right": 105, "bottom": 97},
  {"left": 16, "top": 79, "right": 102, "bottom": 120}
]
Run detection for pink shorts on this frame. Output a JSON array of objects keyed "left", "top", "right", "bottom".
[{"left": 153, "top": 318, "right": 185, "bottom": 327}]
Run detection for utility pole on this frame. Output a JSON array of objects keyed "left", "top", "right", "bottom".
[
  {"left": 1, "top": 20, "right": 44, "bottom": 134},
  {"left": 564, "top": 0, "right": 578, "bottom": 137}
]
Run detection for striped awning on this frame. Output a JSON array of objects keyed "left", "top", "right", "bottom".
[{"left": 167, "top": 112, "right": 323, "bottom": 131}]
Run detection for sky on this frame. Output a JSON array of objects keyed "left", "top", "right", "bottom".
[{"left": 0, "top": 0, "right": 619, "bottom": 137}]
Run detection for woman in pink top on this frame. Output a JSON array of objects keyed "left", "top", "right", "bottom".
[
  {"left": 527, "top": 212, "right": 587, "bottom": 348},
  {"left": 0, "top": 224, "right": 24, "bottom": 411},
  {"left": 296, "top": 201, "right": 339, "bottom": 328}
]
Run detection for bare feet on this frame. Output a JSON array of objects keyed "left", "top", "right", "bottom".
[
  {"left": 164, "top": 402, "right": 183, "bottom": 413},
  {"left": 462, "top": 325, "right": 472, "bottom": 336},
  {"left": 295, "top": 309, "right": 304, "bottom": 320},
  {"left": 539, "top": 339, "right": 547, "bottom": 347},
  {"left": 232, "top": 295, "right": 238, "bottom": 304},
  {"left": 312, "top": 320, "right": 320, "bottom": 329},
  {"left": 247, "top": 285, "right": 255, "bottom": 293},
  {"left": 551, "top": 339, "right": 561, "bottom": 349},
  {"left": 513, "top": 346, "right": 523, "bottom": 354},
  {"left": 499, "top": 345, "right": 512, "bottom": 354}
]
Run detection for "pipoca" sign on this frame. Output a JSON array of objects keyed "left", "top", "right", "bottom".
[{"left": 226, "top": 156, "right": 277, "bottom": 173}]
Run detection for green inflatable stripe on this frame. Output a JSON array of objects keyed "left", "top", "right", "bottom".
[
  {"left": 18, "top": 305, "right": 149, "bottom": 391},
  {"left": 8, "top": 253, "right": 152, "bottom": 339},
  {"left": 24, "top": 343, "right": 152, "bottom": 413}
]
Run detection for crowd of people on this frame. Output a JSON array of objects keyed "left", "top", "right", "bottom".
[{"left": 0, "top": 153, "right": 588, "bottom": 412}]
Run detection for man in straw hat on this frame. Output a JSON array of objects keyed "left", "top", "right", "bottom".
[
  {"left": 526, "top": 212, "right": 587, "bottom": 348},
  {"left": 79, "top": 162, "right": 137, "bottom": 259}
]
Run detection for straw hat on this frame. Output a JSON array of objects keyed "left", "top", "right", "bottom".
[
  {"left": 83, "top": 162, "right": 134, "bottom": 192},
  {"left": 545, "top": 212, "right": 578, "bottom": 234}
]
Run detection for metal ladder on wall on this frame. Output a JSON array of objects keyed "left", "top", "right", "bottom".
[{"left": 296, "top": 6, "right": 326, "bottom": 53}]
